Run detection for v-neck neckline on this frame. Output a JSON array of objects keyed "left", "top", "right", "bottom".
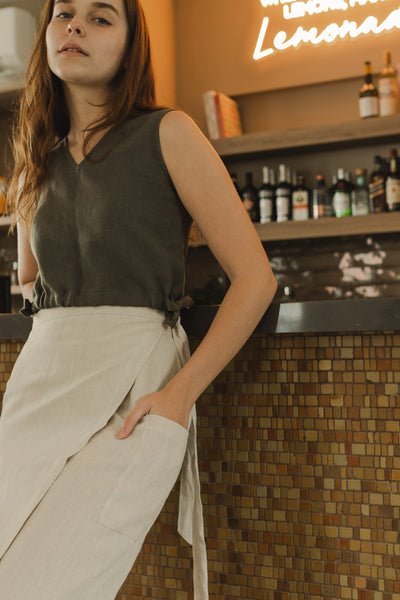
[{"left": 63, "top": 122, "right": 120, "bottom": 169}]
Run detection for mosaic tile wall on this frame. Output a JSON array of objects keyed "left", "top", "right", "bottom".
[{"left": 1, "top": 331, "right": 400, "bottom": 599}]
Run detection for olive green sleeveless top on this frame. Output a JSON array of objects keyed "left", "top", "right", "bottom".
[{"left": 21, "top": 109, "right": 194, "bottom": 327}]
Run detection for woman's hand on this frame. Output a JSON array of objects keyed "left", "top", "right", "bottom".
[{"left": 116, "top": 389, "right": 191, "bottom": 439}]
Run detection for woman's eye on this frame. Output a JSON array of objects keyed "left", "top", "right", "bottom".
[
  {"left": 93, "top": 16, "right": 111, "bottom": 25},
  {"left": 55, "top": 11, "right": 72, "bottom": 19}
]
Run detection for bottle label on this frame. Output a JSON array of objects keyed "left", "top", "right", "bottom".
[
  {"left": 292, "top": 191, "right": 309, "bottom": 220},
  {"left": 359, "top": 96, "right": 378, "bottom": 119},
  {"left": 259, "top": 191, "right": 273, "bottom": 223},
  {"left": 386, "top": 178, "right": 400, "bottom": 211},
  {"left": 276, "top": 195, "right": 290, "bottom": 222},
  {"left": 379, "top": 78, "right": 398, "bottom": 116},
  {"left": 333, "top": 191, "right": 351, "bottom": 217},
  {"left": 351, "top": 190, "right": 370, "bottom": 216}
]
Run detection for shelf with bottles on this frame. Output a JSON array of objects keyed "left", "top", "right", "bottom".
[{"left": 211, "top": 114, "right": 400, "bottom": 160}]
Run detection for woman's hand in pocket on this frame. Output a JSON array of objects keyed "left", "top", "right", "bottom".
[{"left": 116, "top": 389, "right": 190, "bottom": 439}]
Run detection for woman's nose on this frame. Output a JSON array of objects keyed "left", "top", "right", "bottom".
[{"left": 67, "top": 18, "right": 85, "bottom": 36}]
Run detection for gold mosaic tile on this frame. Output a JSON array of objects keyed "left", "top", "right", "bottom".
[{"left": 1, "top": 331, "right": 400, "bottom": 598}]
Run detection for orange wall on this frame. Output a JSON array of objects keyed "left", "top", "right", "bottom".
[{"left": 141, "top": 0, "right": 177, "bottom": 107}]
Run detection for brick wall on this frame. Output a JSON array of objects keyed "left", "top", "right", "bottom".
[{"left": 1, "top": 331, "right": 400, "bottom": 599}]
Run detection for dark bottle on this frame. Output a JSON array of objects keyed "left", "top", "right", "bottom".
[
  {"left": 386, "top": 149, "right": 400, "bottom": 212},
  {"left": 230, "top": 172, "right": 241, "bottom": 196},
  {"left": 369, "top": 156, "right": 387, "bottom": 213},
  {"left": 241, "top": 172, "right": 260, "bottom": 222},
  {"left": 328, "top": 175, "right": 337, "bottom": 209},
  {"left": 292, "top": 174, "right": 311, "bottom": 221},
  {"left": 359, "top": 61, "right": 379, "bottom": 119},
  {"left": 275, "top": 164, "right": 291, "bottom": 222},
  {"left": 332, "top": 168, "right": 352, "bottom": 217},
  {"left": 270, "top": 168, "right": 277, "bottom": 221},
  {"left": 258, "top": 166, "right": 275, "bottom": 223}
]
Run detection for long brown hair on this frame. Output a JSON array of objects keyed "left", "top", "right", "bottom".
[{"left": 6, "top": 0, "right": 163, "bottom": 234}]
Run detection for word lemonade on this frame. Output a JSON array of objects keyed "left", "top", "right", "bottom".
[{"left": 254, "top": 0, "right": 400, "bottom": 59}]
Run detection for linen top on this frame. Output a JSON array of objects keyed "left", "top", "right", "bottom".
[{"left": 20, "top": 109, "right": 194, "bottom": 327}]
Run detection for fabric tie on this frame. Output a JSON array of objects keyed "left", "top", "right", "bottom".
[{"left": 164, "top": 295, "right": 194, "bottom": 328}]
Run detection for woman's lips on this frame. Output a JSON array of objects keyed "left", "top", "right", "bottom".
[{"left": 59, "top": 43, "right": 88, "bottom": 56}]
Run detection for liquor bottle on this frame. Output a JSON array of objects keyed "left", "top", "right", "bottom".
[
  {"left": 378, "top": 50, "right": 399, "bottom": 116},
  {"left": 312, "top": 174, "right": 334, "bottom": 218},
  {"left": 230, "top": 172, "right": 241, "bottom": 196},
  {"left": 351, "top": 168, "right": 370, "bottom": 216},
  {"left": 292, "top": 174, "right": 310, "bottom": 221},
  {"left": 258, "top": 166, "right": 275, "bottom": 223},
  {"left": 241, "top": 172, "right": 260, "bottom": 222},
  {"left": 270, "top": 168, "right": 277, "bottom": 221},
  {"left": 368, "top": 155, "right": 387, "bottom": 212},
  {"left": 386, "top": 149, "right": 400, "bottom": 212},
  {"left": 328, "top": 175, "right": 337, "bottom": 207},
  {"left": 332, "top": 168, "right": 352, "bottom": 217},
  {"left": 359, "top": 61, "right": 379, "bottom": 119},
  {"left": 345, "top": 170, "right": 356, "bottom": 201},
  {"left": 275, "top": 164, "right": 291, "bottom": 222}
]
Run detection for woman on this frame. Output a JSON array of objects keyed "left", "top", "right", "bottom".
[{"left": 0, "top": 0, "right": 277, "bottom": 598}]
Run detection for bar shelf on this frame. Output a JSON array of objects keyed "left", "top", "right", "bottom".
[
  {"left": 212, "top": 114, "right": 400, "bottom": 159},
  {"left": 189, "top": 212, "right": 400, "bottom": 246}
]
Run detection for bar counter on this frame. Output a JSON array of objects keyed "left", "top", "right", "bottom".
[
  {"left": 1, "top": 298, "right": 400, "bottom": 600},
  {"left": 0, "top": 297, "right": 399, "bottom": 339}
]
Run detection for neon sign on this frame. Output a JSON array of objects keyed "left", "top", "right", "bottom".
[{"left": 253, "top": 0, "right": 400, "bottom": 59}]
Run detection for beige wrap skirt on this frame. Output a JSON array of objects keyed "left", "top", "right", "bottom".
[{"left": 0, "top": 305, "right": 208, "bottom": 600}]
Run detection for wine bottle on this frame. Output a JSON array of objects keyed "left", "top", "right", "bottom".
[
  {"left": 241, "top": 172, "right": 260, "bottom": 222},
  {"left": 379, "top": 50, "right": 399, "bottom": 117},
  {"left": 351, "top": 168, "right": 370, "bottom": 216},
  {"left": 332, "top": 168, "right": 352, "bottom": 217},
  {"left": 258, "top": 166, "right": 275, "bottom": 223},
  {"left": 292, "top": 174, "right": 310, "bottom": 221},
  {"left": 369, "top": 156, "right": 387, "bottom": 212},
  {"left": 359, "top": 61, "right": 378, "bottom": 119},
  {"left": 386, "top": 149, "right": 400, "bottom": 212},
  {"left": 275, "top": 164, "right": 291, "bottom": 222},
  {"left": 312, "top": 175, "right": 333, "bottom": 219}
]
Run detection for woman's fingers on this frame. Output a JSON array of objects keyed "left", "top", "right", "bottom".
[{"left": 116, "top": 401, "right": 149, "bottom": 439}]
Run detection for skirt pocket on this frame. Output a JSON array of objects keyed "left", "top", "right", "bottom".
[{"left": 96, "top": 414, "right": 189, "bottom": 541}]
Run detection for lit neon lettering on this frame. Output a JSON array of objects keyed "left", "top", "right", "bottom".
[{"left": 253, "top": 6, "right": 400, "bottom": 59}]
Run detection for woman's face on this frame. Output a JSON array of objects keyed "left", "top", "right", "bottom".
[{"left": 46, "top": 0, "right": 129, "bottom": 91}]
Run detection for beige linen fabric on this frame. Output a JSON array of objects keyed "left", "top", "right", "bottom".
[{"left": 0, "top": 306, "right": 208, "bottom": 600}]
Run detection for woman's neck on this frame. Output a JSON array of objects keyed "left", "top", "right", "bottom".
[{"left": 63, "top": 83, "right": 108, "bottom": 147}]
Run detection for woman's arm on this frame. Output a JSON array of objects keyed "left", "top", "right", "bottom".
[
  {"left": 117, "top": 111, "right": 277, "bottom": 438},
  {"left": 17, "top": 221, "right": 39, "bottom": 301}
]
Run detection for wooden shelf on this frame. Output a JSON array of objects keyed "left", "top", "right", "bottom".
[
  {"left": 212, "top": 114, "right": 400, "bottom": 159},
  {"left": 189, "top": 212, "right": 400, "bottom": 246},
  {"left": 254, "top": 212, "right": 400, "bottom": 242}
]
